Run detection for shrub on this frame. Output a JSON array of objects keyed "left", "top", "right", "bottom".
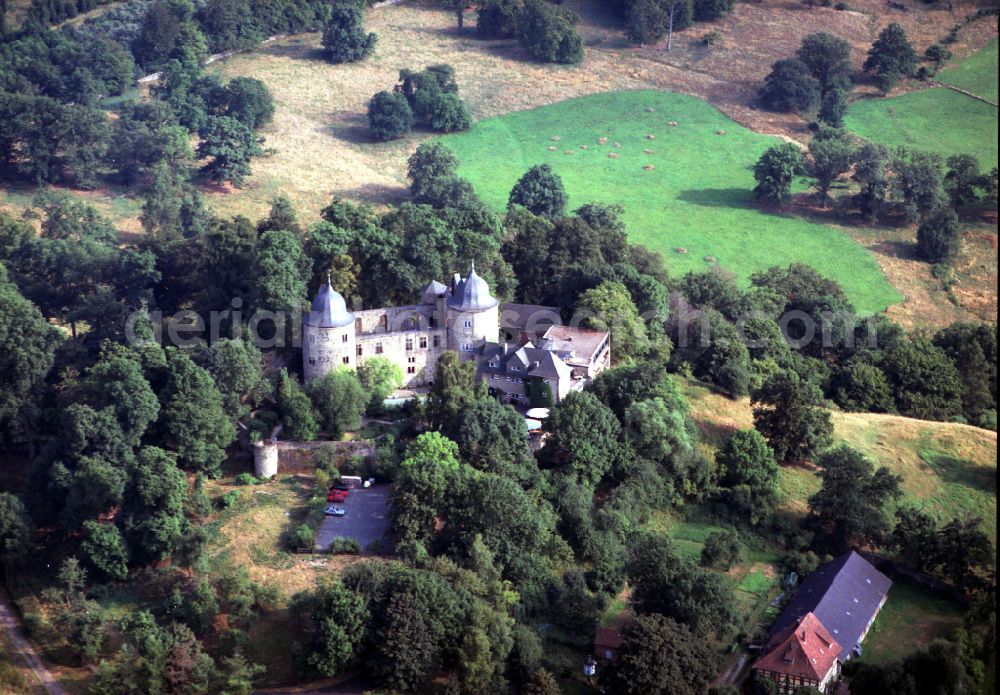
[
  {"left": 700, "top": 530, "right": 741, "bottom": 569},
  {"left": 427, "top": 93, "right": 472, "bottom": 132},
  {"left": 758, "top": 59, "right": 820, "bottom": 112},
  {"left": 517, "top": 0, "right": 583, "bottom": 65},
  {"left": 322, "top": 2, "right": 378, "bottom": 63},
  {"left": 477, "top": 0, "right": 525, "bottom": 38},
  {"left": 290, "top": 524, "right": 315, "bottom": 551},
  {"left": 327, "top": 537, "right": 361, "bottom": 554},
  {"left": 701, "top": 31, "right": 722, "bottom": 46},
  {"left": 693, "top": 0, "right": 733, "bottom": 20},
  {"left": 217, "top": 490, "right": 242, "bottom": 509},
  {"left": 367, "top": 91, "right": 414, "bottom": 141},
  {"left": 313, "top": 444, "right": 339, "bottom": 474},
  {"left": 834, "top": 2, "right": 849, "bottom": 9},
  {"left": 508, "top": 163, "right": 568, "bottom": 218},
  {"left": 917, "top": 206, "right": 961, "bottom": 264},
  {"left": 234, "top": 472, "right": 258, "bottom": 485}
]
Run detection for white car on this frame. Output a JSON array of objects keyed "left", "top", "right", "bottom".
[{"left": 325, "top": 506, "right": 346, "bottom": 517}]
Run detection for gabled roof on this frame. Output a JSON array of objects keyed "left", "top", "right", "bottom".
[
  {"left": 768, "top": 551, "right": 892, "bottom": 662},
  {"left": 478, "top": 341, "right": 573, "bottom": 381},
  {"left": 420, "top": 280, "right": 448, "bottom": 304},
  {"left": 754, "top": 612, "right": 842, "bottom": 681}
]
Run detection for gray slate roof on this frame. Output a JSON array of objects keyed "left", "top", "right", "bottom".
[
  {"left": 768, "top": 551, "right": 892, "bottom": 662},
  {"left": 306, "top": 281, "right": 354, "bottom": 328},
  {"left": 448, "top": 265, "right": 499, "bottom": 312}
]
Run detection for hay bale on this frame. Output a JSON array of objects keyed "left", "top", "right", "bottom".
[
  {"left": 675, "top": 247, "right": 688, "bottom": 254},
  {"left": 644, "top": 149, "right": 655, "bottom": 155},
  {"left": 550, "top": 135, "right": 561, "bottom": 141},
  {"left": 608, "top": 152, "right": 619, "bottom": 159},
  {"left": 645, "top": 106, "right": 655, "bottom": 112},
  {"left": 579, "top": 145, "right": 589, "bottom": 149},
  {"left": 564, "top": 150, "right": 575, "bottom": 155},
  {"left": 668, "top": 121, "right": 679, "bottom": 127},
  {"left": 598, "top": 137, "right": 608, "bottom": 145},
  {"left": 704, "top": 255, "right": 717, "bottom": 263},
  {"left": 643, "top": 164, "right": 655, "bottom": 171},
  {"left": 548, "top": 146, "right": 557, "bottom": 151},
  {"left": 613, "top": 142, "right": 622, "bottom": 148},
  {"left": 716, "top": 130, "right": 726, "bottom": 135},
  {"left": 646, "top": 134, "right": 655, "bottom": 140}
]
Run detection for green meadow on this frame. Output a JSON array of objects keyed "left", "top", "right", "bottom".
[
  {"left": 438, "top": 90, "right": 901, "bottom": 315},
  {"left": 844, "top": 89, "right": 998, "bottom": 169},
  {"left": 937, "top": 38, "right": 999, "bottom": 103}
]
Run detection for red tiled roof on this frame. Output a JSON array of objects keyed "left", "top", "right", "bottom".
[
  {"left": 753, "top": 612, "right": 842, "bottom": 682},
  {"left": 594, "top": 627, "right": 624, "bottom": 651}
]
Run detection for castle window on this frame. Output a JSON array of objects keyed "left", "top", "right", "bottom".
[
  {"left": 408, "top": 356, "right": 416, "bottom": 363},
  {"left": 407, "top": 366, "right": 416, "bottom": 374},
  {"left": 511, "top": 365, "right": 520, "bottom": 371},
  {"left": 464, "top": 319, "right": 472, "bottom": 328},
  {"left": 375, "top": 343, "right": 383, "bottom": 354},
  {"left": 488, "top": 361, "right": 498, "bottom": 368},
  {"left": 356, "top": 318, "right": 362, "bottom": 332},
  {"left": 309, "top": 358, "right": 315, "bottom": 365},
  {"left": 357, "top": 345, "right": 363, "bottom": 356},
  {"left": 342, "top": 356, "right": 349, "bottom": 365},
  {"left": 419, "top": 337, "right": 427, "bottom": 349},
  {"left": 433, "top": 336, "right": 440, "bottom": 348},
  {"left": 342, "top": 334, "right": 348, "bottom": 343},
  {"left": 406, "top": 338, "right": 413, "bottom": 351}
]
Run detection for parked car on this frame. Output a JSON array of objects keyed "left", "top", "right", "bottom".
[
  {"left": 330, "top": 483, "right": 351, "bottom": 492},
  {"left": 324, "top": 506, "right": 346, "bottom": 517},
  {"left": 327, "top": 489, "right": 348, "bottom": 503}
]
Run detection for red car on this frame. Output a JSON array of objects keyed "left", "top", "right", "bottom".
[{"left": 327, "top": 489, "right": 348, "bottom": 503}]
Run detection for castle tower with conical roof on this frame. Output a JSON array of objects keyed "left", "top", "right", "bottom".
[
  {"left": 446, "top": 263, "right": 499, "bottom": 357},
  {"left": 303, "top": 277, "right": 356, "bottom": 383}
]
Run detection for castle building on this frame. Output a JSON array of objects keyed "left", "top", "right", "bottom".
[{"left": 303, "top": 265, "right": 611, "bottom": 405}]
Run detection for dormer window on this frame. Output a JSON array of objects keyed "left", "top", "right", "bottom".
[
  {"left": 488, "top": 361, "right": 498, "bottom": 368},
  {"left": 511, "top": 365, "right": 520, "bottom": 372}
]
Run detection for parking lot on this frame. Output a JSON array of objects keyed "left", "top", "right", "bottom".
[{"left": 314, "top": 483, "right": 391, "bottom": 553}]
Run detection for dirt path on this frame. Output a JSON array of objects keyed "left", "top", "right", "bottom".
[{"left": 0, "top": 589, "right": 69, "bottom": 695}]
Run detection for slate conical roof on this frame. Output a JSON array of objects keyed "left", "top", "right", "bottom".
[
  {"left": 448, "top": 263, "right": 499, "bottom": 312},
  {"left": 306, "top": 278, "right": 354, "bottom": 328}
]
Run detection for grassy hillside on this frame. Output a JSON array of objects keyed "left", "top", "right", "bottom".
[
  {"left": 438, "top": 90, "right": 901, "bottom": 315},
  {"left": 937, "top": 38, "right": 999, "bottom": 103},
  {"left": 844, "top": 88, "right": 998, "bottom": 168},
  {"left": 682, "top": 380, "right": 998, "bottom": 540}
]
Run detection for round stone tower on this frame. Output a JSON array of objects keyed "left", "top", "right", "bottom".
[
  {"left": 303, "top": 278, "right": 356, "bottom": 383},
  {"left": 447, "top": 263, "right": 499, "bottom": 355}
]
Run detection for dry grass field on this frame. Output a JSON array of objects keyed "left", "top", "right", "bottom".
[
  {"left": 203, "top": 0, "right": 996, "bottom": 327},
  {"left": 209, "top": 0, "right": 998, "bottom": 223},
  {"left": 682, "top": 379, "right": 998, "bottom": 539}
]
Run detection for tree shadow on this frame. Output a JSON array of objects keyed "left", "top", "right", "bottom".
[
  {"left": 331, "top": 182, "right": 409, "bottom": 207},
  {"left": 258, "top": 40, "right": 326, "bottom": 62},
  {"left": 870, "top": 238, "right": 921, "bottom": 261},
  {"left": 676, "top": 188, "right": 752, "bottom": 209},
  {"left": 921, "top": 450, "right": 997, "bottom": 494},
  {"left": 327, "top": 111, "right": 376, "bottom": 144}
]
